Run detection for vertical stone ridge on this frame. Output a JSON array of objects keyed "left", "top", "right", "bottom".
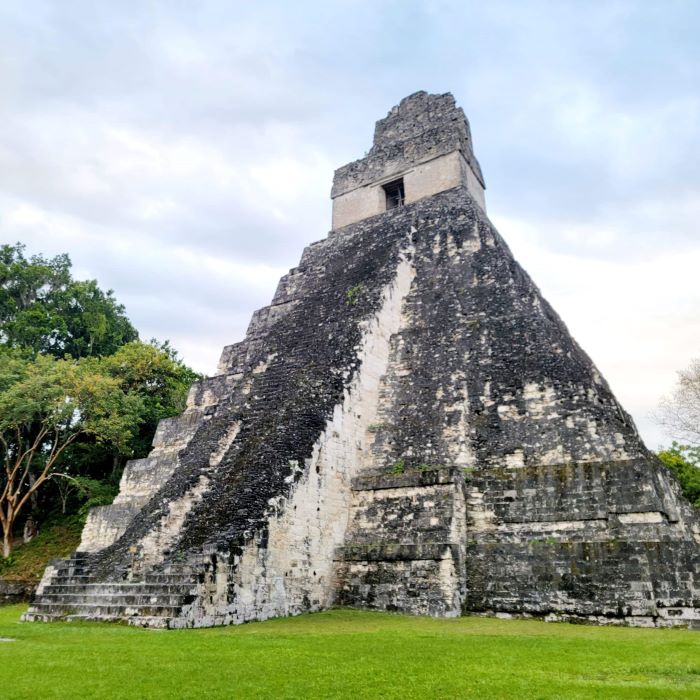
[{"left": 179, "top": 249, "right": 417, "bottom": 626}]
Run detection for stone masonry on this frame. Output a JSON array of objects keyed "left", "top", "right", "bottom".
[{"left": 24, "top": 92, "right": 700, "bottom": 629}]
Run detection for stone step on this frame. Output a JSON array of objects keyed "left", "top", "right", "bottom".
[
  {"left": 35, "top": 593, "right": 190, "bottom": 606},
  {"left": 338, "top": 542, "right": 461, "bottom": 562},
  {"left": 21, "top": 610, "right": 181, "bottom": 627},
  {"left": 20, "top": 611, "right": 63, "bottom": 623},
  {"left": 53, "top": 558, "right": 90, "bottom": 570},
  {"left": 144, "top": 574, "right": 198, "bottom": 585},
  {"left": 26, "top": 602, "right": 182, "bottom": 618},
  {"left": 51, "top": 569, "right": 91, "bottom": 579},
  {"left": 25, "top": 611, "right": 170, "bottom": 626},
  {"left": 351, "top": 467, "right": 465, "bottom": 492},
  {"left": 127, "top": 616, "right": 173, "bottom": 629},
  {"left": 345, "top": 532, "right": 455, "bottom": 547},
  {"left": 51, "top": 574, "right": 94, "bottom": 583},
  {"left": 46, "top": 573, "right": 196, "bottom": 586},
  {"left": 45, "top": 583, "right": 192, "bottom": 595},
  {"left": 63, "top": 614, "right": 128, "bottom": 624},
  {"left": 54, "top": 555, "right": 88, "bottom": 565}
]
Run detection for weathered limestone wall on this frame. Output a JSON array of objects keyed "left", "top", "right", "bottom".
[
  {"left": 458, "top": 152, "right": 487, "bottom": 211},
  {"left": 29, "top": 182, "right": 700, "bottom": 628},
  {"left": 338, "top": 552, "right": 462, "bottom": 616},
  {"left": 70, "top": 186, "right": 420, "bottom": 599},
  {"left": 336, "top": 468, "right": 467, "bottom": 617},
  {"left": 331, "top": 182, "right": 385, "bottom": 231},
  {"left": 366, "top": 203, "right": 644, "bottom": 474},
  {"left": 464, "top": 458, "right": 700, "bottom": 626},
  {"left": 350, "top": 187, "right": 699, "bottom": 626},
  {"left": 0, "top": 580, "right": 36, "bottom": 604},
  {"left": 332, "top": 92, "right": 484, "bottom": 197},
  {"left": 332, "top": 151, "right": 485, "bottom": 230}
]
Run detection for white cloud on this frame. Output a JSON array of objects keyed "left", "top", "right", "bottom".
[{"left": 0, "top": 0, "right": 698, "bottom": 451}]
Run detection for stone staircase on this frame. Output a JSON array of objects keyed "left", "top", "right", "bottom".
[
  {"left": 77, "top": 405, "right": 209, "bottom": 555},
  {"left": 21, "top": 553, "right": 199, "bottom": 628},
  {"left": 335, "top": 467, "right": 468, "bottom": 617}
]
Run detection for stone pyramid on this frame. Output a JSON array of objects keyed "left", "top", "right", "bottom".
[{"left": 25, "top": 92, "right": 700, "bottom": 628}]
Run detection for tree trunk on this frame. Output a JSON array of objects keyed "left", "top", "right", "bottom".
[
  {"left": 111, "top": 453, "right": 121, "bottom": 478},
  {"left": 28, "top": 471, "right": 39, "bottom": 510},
  {"left": 1, "top": 500, "right": 16, "bottom": 559}
]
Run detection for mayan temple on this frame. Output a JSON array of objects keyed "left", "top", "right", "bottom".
[{"left": 24, "top": 91, "right": 700, "bottom": 628}]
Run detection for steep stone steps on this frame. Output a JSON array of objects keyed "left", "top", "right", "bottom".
[
  {"left": 34, "top": 593, "right": 191, "bottom": 606},
  {"left": 43, "top": 575, "right": 93, "bottom": 585},
  {"left": 46, "top": 583, "right": 190, "bottom": 595},
  {"left": 22, "top": 552, "right": 199, "bottom": 626},
  {"left": 22, "top": 587, "right": 194, "bottom": 625},
  {"left": 26, "top": 602, "right": 184, "bottom": 617},
  {"left": 335, "top": 467, "right": 468, "bottom": 617},
  {"left": 143, "top": 573, "right": 200, "bottom": 585}
]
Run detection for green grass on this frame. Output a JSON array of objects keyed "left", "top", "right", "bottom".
[
  {"left": 0, "top": 517, "right": 82, "bottom": 581},
  {"left": 1, "top": 606, "right": 699, "bottom": 699}
]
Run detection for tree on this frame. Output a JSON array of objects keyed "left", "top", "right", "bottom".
[
  {"left": 0, "top": 243, "right": 138, "bottom": 358},
  {"left": 54, "top": 341, "right": 201, "bottom": 489},
  {"left": 101, "top": 340, "right": 200, "bottom": 458},
  {"left": 658, "top": 443, "right": 700, "bottom": 508},
  {"left": 0, "top": 244, "right": 199, "bottom": 554},
  {"left": 657, "top": 358, "right": 700, "bottom": 447},
  {"left": 0, "top": 350, "right": 143, "bottom": 557}
]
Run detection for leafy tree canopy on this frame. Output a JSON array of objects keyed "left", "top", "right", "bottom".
[
  {"left": 0, "top": 243, "right": 138, "bottom": 358},
  {"left": 0, "top": 244, "right": 200, "bottom": 557},
  {"left": 658, "top": 442, "right": 700, "bottom": 509},
  {"left": 0, "top": 348, "right": 144, "bottom": 556},
  {"left": 87, "top": 340, "right": 200, "bottom": 460}
]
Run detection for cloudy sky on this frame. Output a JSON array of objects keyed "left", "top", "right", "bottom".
[{"left": 1, "top": 1, "right": 698, "bottom": 448}]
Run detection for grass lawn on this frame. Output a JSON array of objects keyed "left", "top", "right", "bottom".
[{"left": 0, "top": 604, "right": 699, "bottom": 699}]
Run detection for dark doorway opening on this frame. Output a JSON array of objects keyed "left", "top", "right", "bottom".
[{"left": 383, "top": 178, "right": 405, "bottom": 210}]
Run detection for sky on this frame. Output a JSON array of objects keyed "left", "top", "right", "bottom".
[{"left": 0, "top": 0, "right": 698, "bottom": 449}]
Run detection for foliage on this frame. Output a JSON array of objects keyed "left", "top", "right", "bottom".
[
  {"left": 51, "top": 341, "right": 200, "bottom": 489},
  {"left": 414, "top": 463, "right": 443, "bottom": 472},
  {"left": 100, "top": 340, "right": 200, "bottom": 458},
  {"left": 0, "top": 349, "right": 143, "bottom": 556},
  {"left": 0, "top": 243, "right": 137, "bottom": 358},
  {"left": 388, "top": 460, "right": 445, "bottom": 475},
  {"left": 657, "top": 358, "right": 700, "bottom": 446},
  {"left": 0, "top": 243, "right": 199, "bottom": 561},
  {"left": 1, "top": 608, "right": 700, "bottom": 698},
  {"left": 0, "top": 515, "right": 82, "bottom": 581},
  {"left": 658, "top": 442, "right": 700, "bottom": 508},
  {"left": 71, "top": 477, "right": 121, "bottom": 520},
  {"left": 389, "top": 459, "right": 405, "bottom": 475},
  {"left": 345, "top": 283, "right": 363, "bottom": 306}
]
